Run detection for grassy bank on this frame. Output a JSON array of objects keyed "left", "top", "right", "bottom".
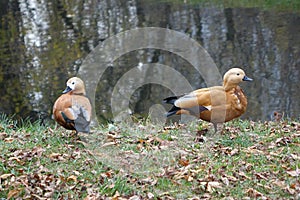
[{"left": 0, "top": 115, "right": 299, "bottom": 199}]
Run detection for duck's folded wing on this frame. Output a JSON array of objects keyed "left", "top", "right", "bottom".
[
  {"left": 71, "top": 97, "right": 91, "bottom": 120},
  {"left": 174, "top": 87, "right": 226, "bottom": 109},
  {"left": 71, "top": 96, "right": 92, "bottom": 133}
]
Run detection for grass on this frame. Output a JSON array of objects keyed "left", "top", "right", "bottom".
[{"left": 0, "top": 114, "right": 299, "bottom": 199}]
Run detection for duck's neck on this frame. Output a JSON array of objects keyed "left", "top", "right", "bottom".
[
  {"left": 223, "top": 81, "right": 238, "bottom": 91},
  {"left": 70, "top": 90, "right": 86, "bottom": 96}
]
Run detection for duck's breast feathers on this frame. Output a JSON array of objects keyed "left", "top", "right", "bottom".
[
  {"left": 53, "top": 94, "right": 72, "bottom": 118},
  {"left": 229, "top": 86, "right": 248, "bottom": 112}
]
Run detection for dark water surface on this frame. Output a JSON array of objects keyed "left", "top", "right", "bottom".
[{"left": 0, "top": 0, "right": 299, "bottom": 124}]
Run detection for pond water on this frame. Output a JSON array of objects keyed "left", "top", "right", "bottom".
[{"left": 0, "top": 0, "right": 299, "bottom": 124}]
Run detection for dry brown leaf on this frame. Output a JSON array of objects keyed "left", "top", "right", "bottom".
[
  {"left": 254, "top": 173, "right": 268, "bottom": 180},
  {"left": 67, "top": 175, "right": 78, "bottom": 182},
  {"left": 0, "top": 173, "right": 13, "bottom": 179},
  {"left": 129, "top": 195, "right": 141, "bottom": 200},
  {"left": 221, "top": 176, "right": 229, "bottom": 186},
  {"left": 7, "top": 189, "right": 21, "bottom": 199},
  {"left": 246, "top": 188, "right": 264, "bottom": 198},
  {"left": 275, "top": 137, "right": 291, "bottom": 145},
  {"left": 84, "top": 195, "right": 98, "bottom": 200},
  {"left": 286, "top": 168, "right": 300, "bottom": 177},
  {"left": 230, "top": 148, "right": 239, "bottom": 156},
  {"left": 245, "top": 147, "right": 264, "bottom": 155},
  {"left": 0, "top": 132, "right": 7, "bottom": 139},
  {"left": 238, "top": 171, "right": 250, "bottom": 180},
  {"left": 49, "top": 153, "right": 61, "bottom": 159},
  {"left": 112, "top": 191, "right": 120, "bottom": 200},
  {"left": 4, "top": 137, "right": 14, "bottom": 143},
  {"left": 44, "top": 191, "right": 54, "bottom": 198},
  {"left": 186, "top": 175, "right": 193, "bottom": 182},
  {"left": 178, "top": 158, "right": 189, "bottom": 166},
  {"left": 31, "top": 194, "right": 47, "bottom": 200},
  {"left": 32, "top": 146, "right": 45, "bottom": 157},
  {"left": 290, "top": 154, "right": 300, "bottom": 160},
  {"left": 140, "top": 177, "right": 157, "bottom": 185},
  {"left": 8, "top": 157, "right": 21, "bottom": 163},
  {"left": 73, "top": 170, "right": 81, "bottom": 176},
  {"left": 206, "top": 181, "right": 222, "bottom": 193},
  {"left": 285, "top": 186, "right": 296, "bottom": 195},
  {"left": 101, "top": 141, "right": 117, "bottom": 148},
  {"left": 147, "top": 192, "right": 155, "bottom": 199},
  {"left": 224, "top": 174, "right": 238, "bottom": 182},
  {"left": 272, "top": 180, "right": 286, "bottom": 188}
]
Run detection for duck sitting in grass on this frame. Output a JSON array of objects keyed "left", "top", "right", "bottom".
[
  {"left": 53, "top": 77, "right": 92, "bottom": 134},
  {"left": 163, "top": 68, "right": 253, "bottom": 132}
]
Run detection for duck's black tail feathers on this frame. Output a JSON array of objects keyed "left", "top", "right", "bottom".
[
  {"left": 163, "top": 96, "right": 180, "bottom": 117},
  {"left": 163, "top": 95, "right": 209, "bottom": 118},
  {"left": 165, "top": 105, "right": 181, "bottom": 117},
  {"left": 163, "top": 96, "right": 178, "bottom": 105}
]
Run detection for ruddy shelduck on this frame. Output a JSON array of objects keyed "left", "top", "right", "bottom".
[
  {"left": 53, "top": 77, "right": 92, "bottom": 133},
  {"left": 164, "top": 68, "right": 253, "bottom": 131}
]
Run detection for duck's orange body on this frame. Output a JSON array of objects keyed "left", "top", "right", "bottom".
[
  {"left": 164, "top": 68, "right": 252, "bottom": 131},
  {"left": 53, "top": 77, "right": 92, "bottom": 133}
]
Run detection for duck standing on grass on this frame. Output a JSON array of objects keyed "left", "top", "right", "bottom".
[
  {"left": 53, "top": 77, "right": 92, "bottom": 134},
  {"left": 163, "top": 68, "right": 253, "bottom": 132}
]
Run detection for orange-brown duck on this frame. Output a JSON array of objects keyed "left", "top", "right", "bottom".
[
  {"left": 53, "top": 77, "right": 92, "bottom": 133},
  {"left": 164, "top": 68, "right": 253, "bottom": 131}
]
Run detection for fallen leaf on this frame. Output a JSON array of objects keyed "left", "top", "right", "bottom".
[
  {"left": 44, "top": 191, "right": 54, "bottom": 198},
  {"left": 67, "top": 175, "right": 77, "bottom": 182},
  {"left": 178, "top": 158, "right": 189, "bottom": 166},
  {"left": 8, "top": 157, "right": 21, "bottom": 163},
  {"left": 224, "top": 174, "right": 238, "bottom": 182},
  {"left": 286, "top": 168, "right": 300, "bottom": 177},
  {"left": 206, "top": 181, "right": 222, "bottom": 193},
  {"left": 221, "top": 176, "right": 229, "bottom": 186},
  {"left": 112, "top": 191, "right": 120, "bottom": 200},
  {"left": 4, "top": 137, "right": 14, "bottom": 143},
  {"left": 7, "top": 189, "right": 21, "bottom": 199},
  {"left": 0, "top": 173, "right": 13, "bottom": 179},
  {"left": 246, "top": 188, "right": 264, "bottom": 198},
  {"left": 129, "top": 195, "right": 141, "bottom": 200},
  {"left": 230, "top": 148, "right": 239, "bottom": 156},
  {"left": 290, "top": 154, "right": 300, "bottom": 160},
  {"left": 0, "top": 132, "right": 7, "bottom": 139},
  {"left": 272, "top": 180, "right": 286, "bottom": 188},
  {"left": 238, "top": 171, "right": 250, "bottom": 180},
  {"left": 254, "top": 173, "right": 268, "bottom": 180},
  {"left": 101, "top": 141, "right": 117, "bottom": 148},
  {"left": 49, "top": 153, "right": 61, "bottom": 159},
  {"left": 285, "top": 186, "right": 296, "bottom": 195},
  {"left": 147, "top": 192, "right": 154, "bottom": 199}
]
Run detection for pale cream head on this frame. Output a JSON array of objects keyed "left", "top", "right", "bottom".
[
  {"left": 223, "top": 68, "right": 252, "bottom": 91},
  {"left": 64, "top": 77, "right": 86, "bottom": 95}
]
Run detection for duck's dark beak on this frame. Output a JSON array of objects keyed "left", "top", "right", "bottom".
[
  {"left": 62, "top": 86, "right": 72, "bottom": 94},
  {"left": 242, "top": 75, "right": 253, "bottom": 81}
]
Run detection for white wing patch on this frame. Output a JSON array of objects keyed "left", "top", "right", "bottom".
[{"left": 204, "top": 105, "right": 212, "bottom": 111}]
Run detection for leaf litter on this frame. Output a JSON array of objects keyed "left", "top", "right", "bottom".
[{"left": 0, "top": 119, "right": 299, "bottom": 199}]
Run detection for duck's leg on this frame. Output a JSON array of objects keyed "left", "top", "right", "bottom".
[{"left": 213, "top": 123, "right": 218, "bottom": 133}]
